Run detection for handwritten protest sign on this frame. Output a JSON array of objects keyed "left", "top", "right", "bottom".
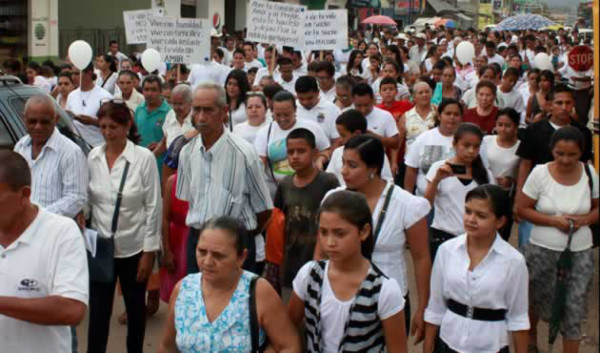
[
  {"left": 147, "top": 16, "right": 211, "bottom": 64},
  {"left": 123, "top": 9, "right": 163, "bottom": 44},
  {"left": 246, "top": 0, "right": 306, "bottom": 48},
  {"left": 304, "top": 10, "right": 348, "bottom": 51}
]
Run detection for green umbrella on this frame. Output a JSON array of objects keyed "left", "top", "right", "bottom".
[{"left": 548, "top": 220, "right": 575, "bottom": 353}]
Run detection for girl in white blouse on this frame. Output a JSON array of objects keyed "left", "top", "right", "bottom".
[
  {"left": 225, "top": 69, "right": 250, "bottom": 129},
  {"left": 86, "top": 100, "right": 162, "bottom": 353},
  {"left": 319, "top": 135, "right": 432, "bottom": 342},
  {"left": 424, "top": 184, "right": 530, "bottom": 353}
]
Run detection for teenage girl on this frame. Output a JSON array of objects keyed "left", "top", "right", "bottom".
[
  {"left": 424, "top": 123, "right": 495, "bottom": 259},
  {"left": 424, "top": 184, "right": 529, "bottom": 353},
  {"left": 288, "top": 190, "right": 408, "bottom": 353}
]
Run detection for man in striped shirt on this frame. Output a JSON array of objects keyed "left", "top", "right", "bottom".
[
  {"left": 14, "top": 96, "right": 88, "bottom": 219},
  {"left": 176, "top": 83, "right": 273, "bottom": 274}
]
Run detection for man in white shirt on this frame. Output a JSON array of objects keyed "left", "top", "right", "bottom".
[
  {"left": 14, "top": 96, "right": 88, "bottom": 219},
  {"left": 351, "top": 83, "right": 400, "bottom": 151},
  {"left": 315, "top": 61, "right": 337, "bottom": 102},
  {"left": 222, "top": 36, "right": 236, "bottom": 66},
  {"left": 177, "top": 83, "right": 273, "bottom": 275},
  {"left": 163, "top": 84, "right": 194, "bottom": 148},
  {"left": 294, "top": 76, "right": 340, "bottom": 143},
  {"left": 275, "top": 57, "right": 298, "bottom": 96},
  {"left": 409, "top": 34, "right": 428, "bottom": 65},
  {"left": 253, "top": 46, "right": 278, "bottom": 89},
  {"left": 0, "top": 150, "right": 88, "bottom": 353},
  {"left": 107, "top": 40, "right": 128, "bottom": 63},
  {"left": 65, "top": 63, "right": 112, "bottom": 147},
  {"left": 113, "top": 70, "right": 145, "bottom": 111},
  {"left": 291, "top": 50, "right": 307, "bottom": 77},
  {"left": 484, "top": 41, "right": 505, "bottom": 67},
  {"left": 243, "top": 42, "right": 264, "bottom": 72}
]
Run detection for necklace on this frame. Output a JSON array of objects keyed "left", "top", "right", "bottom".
[{"left": 80, "top": 89, "right": 93, "bottom": 107}]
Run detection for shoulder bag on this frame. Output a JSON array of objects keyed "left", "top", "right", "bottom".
[
  {"left": 87, "top": 161, "right": 130, "bottom": 283},
  {"left": 583, "top": 163, "right": 599, "bottom": 248},
  {"left": 249, "top": 276, "right": 268, "bottom": 352}
]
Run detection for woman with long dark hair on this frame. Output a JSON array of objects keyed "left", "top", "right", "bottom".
[
  {"left": 96, "top": 54, "right": 118, "bottom": 94},
  {"left": 225, "top": 69, "right": 250, "bottom": 129},
  {"left": 424, "top": 122, "right": 495, "bottom": 258}
]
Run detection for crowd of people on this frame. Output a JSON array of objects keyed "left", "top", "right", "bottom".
[{"left": 0, "top": 21, "right": 598, "bottom": 353}]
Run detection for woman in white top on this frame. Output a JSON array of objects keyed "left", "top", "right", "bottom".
[
  {"left": 56, "top": 72, "right": 75, "bottom": 109},
  {"left": 25, "top": 61, "right": 52, "bottom": 93},
  {"left": 225, "top": 69, "right": 249, "bottom": 129},
  {"left": 424, "top": 184, "right": 530, "bottom": 353},
  {"left": 319, "top": 135, "right": 431, "bottom": 342},
  {"left": 289, "top": 190, "right": 407, "bottom": 353},
  {"left": 481, "top": 108, "right": 521, "bottom": 241},
  {"left": 233, "top": 92, "right": 270, "bottom": 145},
  {"left": 517, "top": 127, "right": 599, "bottom": 353},
  {"left": 404, "top": 99, "right": 462, "bottom": 196},
  {"left": 86, "top": 100, "right": 162, "bottom": 353},
  {"left": 425, "top": 123, "right": 495, "bottom": 259},
  {"left": 95, "top": 54, "right": 118, "bottom": 95},
  {"left": 398, "top": 81, "right": 437, "bottom": 153}
]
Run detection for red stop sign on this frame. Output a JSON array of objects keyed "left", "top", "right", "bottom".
[{"left": 568, "top": 46, "right": 594, "bottom": 72}]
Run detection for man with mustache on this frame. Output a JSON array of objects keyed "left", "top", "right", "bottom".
[{"left": 176, "top": 83, "right": 273, "bottom": 275}]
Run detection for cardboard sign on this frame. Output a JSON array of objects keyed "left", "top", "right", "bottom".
[
  {"left": 147, "top": 16, "right": 211, "bottom": 64},
  {"left": 123, "top": 9, "right": 163, "bottom": 45},
  {"left": 304, "top": 10, "right": 348, "bottom": 51},
  {"left": 246, "top": 0, "right": 306, "bottom": 48}
]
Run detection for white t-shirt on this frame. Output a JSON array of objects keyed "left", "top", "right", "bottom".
[
  {"left": 254, "top": 119, "right": 330, "bottom": 183},
  {"left": 229, "top": 102, "right": 247, "bottom": 127},
  {"left": 189, "top": 62, "right": 230, "bottom": 87},
  {"left": 66, "top": 86, "right": 113, "bottom": 147},
  {"left": 371, "top": 78, "right": 410, "bottom": 104},
  {"left": 326, "top": 146, "right": 394, "bottom": 186},
  {"left": 498, "top": 87, "right": 525, "bottom": 113},
  {"left": 233, "top": 119, "right": 270, "bottom": 145},
  {"left": 523, "top": 163, "right": 599, "bottom": 252},
  {"left": 481, "top": 136, "right": 520, "bottom": 184},
  {"left": 365, "top": 107, "right": 399, "bottom": 138},
  {"left": 96, "top": 72, "right": 118, "bottom": 95},
  {"left": 293, "top": 260, "right": 404, "bottom": 353},
  {"left": 485, "top": 53, "right": 505, "bottom": 67},
  {"left": 320, "top": 86, "right": 337, "bottom": 103},
  {"left": 0, "top": 208, "right": 88, "bottom": 353},
  {"left": 404, "top": 128, "right": 455, "bottom": 195},
  {"left": 324, "top": 183, "right": 431, "bottom": 295},
  {"left": 296, "top": 98, "right": 341, "bottom": 142},
  {"left": 32, "top": 75, "right": 52, "bottom": 93},
  {"left": 426, "top": 159, "right": 495, "bottom": 236},
  {"left": 244, "top": 59, "right": 264, "bottom": 72},
  {"left": 275, "top": 76, "right": 297, "bottom": 96}
]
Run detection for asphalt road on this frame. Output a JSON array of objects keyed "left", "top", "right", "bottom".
[{"left": 77, "top": 229, "right": 599, "bottom": 353}]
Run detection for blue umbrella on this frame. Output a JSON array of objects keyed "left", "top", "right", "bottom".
[{"left": 496, "top": 14, "right": 554, "bottom": 31}]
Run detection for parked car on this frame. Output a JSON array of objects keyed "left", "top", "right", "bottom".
[{"left": 0, "top": 75, "right": 90, "bottom": 153}]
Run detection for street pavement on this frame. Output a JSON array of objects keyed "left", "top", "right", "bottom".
[{"left": 77, "top": 228, "right": 599, "bottom": 353}]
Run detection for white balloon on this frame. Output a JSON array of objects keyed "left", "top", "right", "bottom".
[
  {"left": 68, "top": 40, "right": 93, "bottom": 71},
  {"left": 534, "top": 53, "right": 552, "bottom": 71},
  {"left": 141, "top": 49, "right": 162, "bottom": 73},
  {"left": 456, "top": 41, "right": 475, "bottom": 65}
]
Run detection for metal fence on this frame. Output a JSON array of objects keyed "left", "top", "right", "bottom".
[{"left": 59, "top": 28, "right": 144, "bottom": 59}]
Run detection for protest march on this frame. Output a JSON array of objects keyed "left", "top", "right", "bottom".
[{"left": 0, "top": 0, "right": 598, "bottom": 352}]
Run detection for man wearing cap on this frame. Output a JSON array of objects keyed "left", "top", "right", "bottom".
[
  {"left": 409, "top": 33, "right": 428, "bottom": 65},
  {"left": 395, "top": 33, "right": 408, "bottom": 47}
]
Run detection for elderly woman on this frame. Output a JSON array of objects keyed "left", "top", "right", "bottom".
[
  {"left": 398, "top": 81, "right": 437, "bottom": 154},
  {"left": 158, "top": 216, "right": 301, "bottom": 353},
  {"left": 517, "top": 127, "right": 598, "bottom": 353},
  {"left": 163, "top": 84, "right": 195, "bottom": 149},
  {"left": 463, "top": 80, "right": 499, "bottom": 134}
]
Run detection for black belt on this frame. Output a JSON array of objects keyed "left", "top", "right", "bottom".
[{"left": 447, "top": 299, "right": 506, "bottom": 322}]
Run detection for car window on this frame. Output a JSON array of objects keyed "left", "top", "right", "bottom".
[{"left": 0, "top": 115, "right": 15, "bottom": 150}]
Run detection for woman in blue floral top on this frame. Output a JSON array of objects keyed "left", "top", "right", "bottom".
[{"left": 158, "top": 216, "right": 300, "bottom": 353}]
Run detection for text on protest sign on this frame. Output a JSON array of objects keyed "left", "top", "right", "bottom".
[
  {"left": 123, "top": 9, "right": 163, "bottom": 45},
  {"left": 147, "top": 16, "right": 211, "bottom": 64},
  {"left": 246, "top": 0, "right": 306, "bottom": 48},
  {"left": 304, "top": 10, "right": 348, "bottom": 51}
]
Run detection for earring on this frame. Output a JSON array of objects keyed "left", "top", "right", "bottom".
[{"left": 369, "top": 173, "right": 375, "bottom": 180}]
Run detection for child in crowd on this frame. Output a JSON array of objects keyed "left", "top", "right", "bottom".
[
  {"left": 274, "top": 128, "right": 339, "bottom": 295},
  {"left": 497, "top": 67, "right": 525, "bottom": 114},
  {"left": 376, "top": 77, "right": 414, "bottom": 122},
  {"left": 288, "top": 190, "right": 408, "bottom": 353}
]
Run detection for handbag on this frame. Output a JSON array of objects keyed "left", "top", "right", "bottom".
[
  {"left": 583, "top": 164, "right": 599, "bottom": 248},
  {"left": 249, "top": 276, "right": 268, "bottom": 353},
  {"left": 87, "top": 161, "right": 130, "bottom": 283},
  {"left": 265, "top": 207, "right": 285, "bottom": 266}
]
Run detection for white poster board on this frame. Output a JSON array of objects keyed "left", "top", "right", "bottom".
[
  {"left": 246, "top": 0, "right": 306, "bottom": 48},
  {"left": 147, "top": 16, "right": 211, "bottom": 64},
  {"left": 304, "top": 10, "right": 348, "bottom": 51},
  {"left": 123, "top": 9, "right": 163, "bottom": 45}
]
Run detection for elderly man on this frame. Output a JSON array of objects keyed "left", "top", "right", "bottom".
[
  {"left": 162, "top": 84, "right": 195, "bottom": 149},
  {"left": 14, "top": 96, "right": 88, "bottom": 219},
  {"left": 114, "top": 70, "right": 144, "bottom": 111},
  {"left": 0, "top": 150, "right": 88, "bottom": 353},
  {"left": 176, "top": 83, "right": 273, "bottom": 274},
  {"left": 409, "top": 33, "right": 428, "bottom": 64}
]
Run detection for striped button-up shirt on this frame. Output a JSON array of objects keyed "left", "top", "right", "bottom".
[
  {"left": 176, "top": 130, "right": 273, "bottom": 230},
  {"left": 14, "top": 128, "right": 89, "bottom": 218}
]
